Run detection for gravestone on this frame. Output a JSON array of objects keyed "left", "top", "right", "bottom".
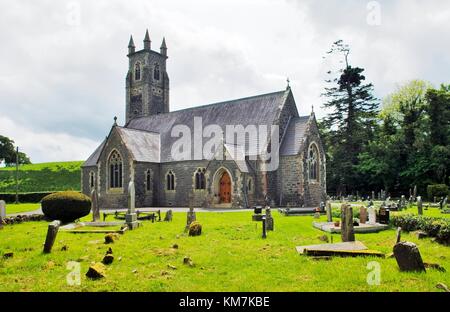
[
  {"left": 413, "top": 185, "right": 417, "bottom": 201},
  {"left": 261, "top": 216, "right": 267, "bottom": 239},
  {"left": 125, "top": 180, "right": 139, "bottom": 230},
  {"left": 43, "top": 220, "right": 61, "bottom": 253},
  {"left": 396, "top": 227, "right": 402, "bottom": 243},
  {"left": 0, "top": 200, "right": 6, "bottom": 219},
  {"left": 400, "top": 195, "right": 406, "bottom": 210},
  {"left": 371, "top": 191, "right": 375, "bottom": 200},
  {"left": 359, "top": 206, "right": 368, "bottom": 224},
  {"left": 326, "top": 200, "right": 332, "bottom": 223},
  {"left": 340, "top": 204, "right": 355, "bottom": 242},
  {"left": 185, "top": 207, "right": 196, "bottom": 232},
  {"left": 417, "top": 196, "right": 423, "bottom": 216},
  {"left": 91, "top": 189, "right": 100, "bottom": 222},
  {"left": 265, "top": 207, "right": 274, "bottom": 231},
  {"left": 442, "top": 196, "right": 448, "bottom": 210},
  {"left": 164, "top": 209, "right": 173, "bottom": 222},
  {"left": 393, "top": 242, "right": 426, "bottom": 272},
  {"left": 368, "top": 206, "right": 376, "bottom": 225},
  {"left": 379, "top": 208, "right": 390, "bottom": 224}
]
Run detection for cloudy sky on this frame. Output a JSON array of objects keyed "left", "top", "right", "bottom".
[{"left": 0, "top": 0, "right": 449, "bottom": 163}]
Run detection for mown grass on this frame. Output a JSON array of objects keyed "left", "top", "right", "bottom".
[
  {"left": 0, "top": 211, "right": 449, "bottom": 292},
  {"left": 3, "top": 203, "right": 41, "bottom": 215},
  {"left": 0, "top": 161, "right": 82, "bottom": 193}
]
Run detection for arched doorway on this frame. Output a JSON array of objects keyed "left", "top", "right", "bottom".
[{"left": 219, "top": 171, "right": 231, "bottom": 203}]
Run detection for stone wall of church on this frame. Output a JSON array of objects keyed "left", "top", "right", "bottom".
[
  {"left": 301, "top": 118, "right": 327, "bottom": 207},
  {"left": 277, "top": 155, "right": 305, "bottom": 207},
  {"left": 157, "top": 160, "right": 246, "bottom": 208},
  {"left": 134, "top": 162, "right": 160, "bottom": 207},
  {"left": 96, "top": 128, "right": 133, "bottom": 209}
]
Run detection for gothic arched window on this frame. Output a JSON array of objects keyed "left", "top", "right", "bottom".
[
  {"left": 135, "top": 62, "right": 141, "bottom": 81},
  {"left": 166, "top": 170, "right": 175, "bottom": 191},
  {"left": 308, "top": 144, "right": 319, "bottom": 182},
  {"left": 109, "top": 150, "right": 123, "bottom": 189},
  {"left": 153, "top": 63, "right": 160, "bottom": 80},
  {"left": 145, "top": 169, "right": 152, "bottom": 192},
  {"left": 194, "top": 168, "right": 206, "bottom": 190}
]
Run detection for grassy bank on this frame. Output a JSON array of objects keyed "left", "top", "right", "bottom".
[{"left": 0, "top": 161, "right": 82, "bottom": 193}]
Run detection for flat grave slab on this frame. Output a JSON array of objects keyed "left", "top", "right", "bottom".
[
  {"left": 296, "top": 241, "right": 385, "bottom": 258},
  {"left": 313, "top": 222, "right": 389, "bottom": 233}
]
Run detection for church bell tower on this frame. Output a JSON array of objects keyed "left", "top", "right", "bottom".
[{"left": 125, "top": 29, "right": 170, "bottom": 123}]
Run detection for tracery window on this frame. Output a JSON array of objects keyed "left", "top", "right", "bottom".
[
  {"left": 109, "top": 150, "right": 123, "bottom": 188},
  {"left": 194, "top": 168, "right": 206, "bottom": 190}
]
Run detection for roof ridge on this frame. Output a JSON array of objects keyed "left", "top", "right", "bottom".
[
  {"left": 120, "top": 126, "right": 160, "bottom": 134},
  {"left": 130, "top": 89, "right": 287, "bottom": 122}
]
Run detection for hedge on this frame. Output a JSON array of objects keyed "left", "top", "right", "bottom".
[
  {"left": 0, "top": 192, "right": 53, "bottom": 203},
  {"left": 390, "top": 214, "right": 450, "bottom": 245}
]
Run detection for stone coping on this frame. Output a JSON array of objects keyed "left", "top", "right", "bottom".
[{"left": 313, "top": 222, "right": 389, "bottom": 233}]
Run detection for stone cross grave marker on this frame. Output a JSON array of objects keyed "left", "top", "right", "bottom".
[
  {"left": 417, "top": 196, "right": 423, "bottom": 215},
  {"left": 185, "top": 207, "right": 196, "bottom": 232},
  {"left": 326, "top": 200, "right": 332, "bottom": 223},
  {"left": 341, "top": 204, "right": 355, "bottom": 242},
  {"left": 368, "top": 206, "right": 376, "bottom": 225},
  {"left": 359, "top": 206, "right": 368, "bottom": 224},
  {"left": 0, "top": 200, "right": 6, "bottom": 219},
  {"left": 91, "top": 188, "right": 100, "bottom": 222},
  {"left": 43, "top": 220, "right": 61, "bottom": 253}
]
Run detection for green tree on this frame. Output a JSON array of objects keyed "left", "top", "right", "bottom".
[
  {"left": 0, "top": 135, "right": 32, "bottom": 166},
  {"left": 320, "top": 40, "right": 379, "bottom": 195}
]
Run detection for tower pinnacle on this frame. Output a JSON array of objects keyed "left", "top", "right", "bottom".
[
  {"left": 128, "top": 35, "right": 135, "bottom": 54},
  {"left": 143, "top": 29, "right": 151, "bottom": 50}
]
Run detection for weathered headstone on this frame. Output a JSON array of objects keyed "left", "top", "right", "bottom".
[
  {"left": 413, "top": 185, "right": 417, "bottom": 201},
  {"left": 379, "top": 208, "right": 390, "bottom": 224},
  {"left": 359, "top": 206, "right": 368, "bottom": 224},
  {"left": 91, "top": 188, "right": 100, "bottom": 222},
  {"left": 0, "top": 200, "right": 6, "bottom": 219},
  {"left": 393, "top": 242, "right": 426, "bottom": 272},
  {"left": 164, "top": 209, "right": 173, "bottom": 222},
  {"left": 185, "top": 207, "right": 196, "bottom": 232},
  {"left": 326, "top": 200, "right": 332, "bottom": 223},
  {"left": 125, "top": 180, "right": 139, "bottom": 230},
  {"left": 43, "top": 220, "right": 61, "bottom": 253},
  {"left": 400, "top": 195, "right": 406, "bottom": 210},
  {"left": 368, "top": 206, "right": 376, "bottom": 225},
  {"left": 442, "top": 196, "right": 448, "bottom": 210},
  {"left": 340, "top": 204, "right": 355, "bottom": 242},
  {"left": 265, "top": 207, "right": 274, "bottom": 231},
  {"left": 417, "top": 196, "right": 423, "bottom": 216},
  {"left": 371, "top": 191, "right": 375, "bottom": 200}
]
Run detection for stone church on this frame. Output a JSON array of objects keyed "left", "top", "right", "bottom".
[{"left": 81, "top": 30, "right": 326, "bottom": 209}]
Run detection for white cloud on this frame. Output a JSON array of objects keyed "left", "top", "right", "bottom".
[
  {"left": 0, "top": 0, "right": 449, "bottom": 163},
  {"left": 0, "top": 116, "right": 98, "bottom": 162}
]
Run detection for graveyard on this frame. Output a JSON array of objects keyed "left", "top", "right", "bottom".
[{"left": 1, "top": 200, "right": 450, "bottom": 292}]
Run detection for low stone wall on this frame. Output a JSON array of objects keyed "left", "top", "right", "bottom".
[{"left": 1, "top": 214, "right": 46, "bottom": 225}]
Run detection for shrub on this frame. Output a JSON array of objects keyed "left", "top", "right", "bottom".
[
  {"left": 41, "top": 191, "right": 91, "bottom": 223},
  {"left": 427, "top": 184, "right": 449, "bottom": 201},
  {"left": 390, "top": 214, "right": 450, "bottom": 245},
  {"left": 189, "top": 221, "right": 202, "bottom": 236}
]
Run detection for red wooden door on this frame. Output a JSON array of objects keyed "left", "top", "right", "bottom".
[{"left": 219, "top": 172, "right": 231, "bottom": 203}]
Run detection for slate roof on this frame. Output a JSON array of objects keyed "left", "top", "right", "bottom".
[
  {"left": 126, "top": 90, "right": 289, "bottom": 162},
  {"left": 83, "top": 139, "right": 105, "bottom": 167},
  {"left": 116, "top": 127, "right": 160, "bottom": 163},
  {"left": 83, "top": 89, "right": 304, "bottom": 166},
  {"left": 279, "top": 116, "right": 311, "bottom": 156}
]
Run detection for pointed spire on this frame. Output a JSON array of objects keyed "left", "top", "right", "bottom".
[
  {"left": 286, "top": 77, "right": 290, "bottom": 90},
  {"left": 128, "top": 35, "right": 135, "bottom": 54},
  {"left": 143, "top": 29, "right": 151, "bottom": 50},
  {"left": 160, "top": 37, "right": 167, "bottom": 56}
]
